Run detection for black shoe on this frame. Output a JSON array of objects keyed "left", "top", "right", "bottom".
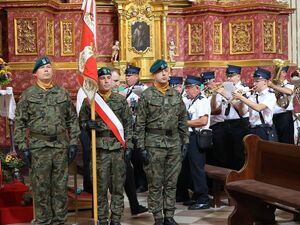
[
  {"left": 97, "top": 221, "right": 108, "bottom": 225},
  {"left": 131, "top": 205, "right": 148, "bottom": 215},
  {"left": 183, "top": 199, "right": 196, "bottom": 206},
  {"left": 164, "top": 217, "right": 178, "bottom": 225},
  {"left": 136, "top": 185, "right": 148, "bottom": 193},
  {"left": 188, "top": 202, "right": 210, "bottom": 210},
  {"left": 154, "top": 218, "right": 164, "bottom": 225},
  {"left": 110, "top": 220, "right": 121, "bottom": 225}
]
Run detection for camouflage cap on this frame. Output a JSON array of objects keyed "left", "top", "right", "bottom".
[
  {"left": 98, "top": 67, "right": 111, "bottom": 76},
  {"left": 32, "top": 56, "right": 51, "bottom": 73},
  {"left": 150, "top": 59, "right": 168, "bottom": 74}
]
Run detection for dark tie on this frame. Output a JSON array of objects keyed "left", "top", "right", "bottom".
[{"left": 225, "top": 103, "right": 231, "bottom": 116}]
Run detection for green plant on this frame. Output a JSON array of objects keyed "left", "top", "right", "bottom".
[
  {"left": 0, "top": 152, "right": 24, "bottom": 183},
  {"left": 0, "top": 58, "right": 12, "bottom": 86}
]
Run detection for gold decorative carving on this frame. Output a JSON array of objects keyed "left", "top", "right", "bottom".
[
  {"left": 167, "top": 24, "right": 179, "bottom": 56},
  {"left": 277, "top": 21, "right": 283, "bottom": 54},
  {"left": 213, "top": 22, "right": 222, "bottom": 54},
  {"left": 263, "top": 20, "right": 276, "bottom": 53},
  {"left": 46, "top": 19, "right": 54, "bottom": 56},
  {"left": 188, "top": 23, "right": 205, "bottom": 55},
  {"left": 14, "top": 18, "right": 38, "bottom": 55},
  {"left": 123, "top": 4, "right": 153, "bottom": 20},
  {"left": 229, "top": 20, "right": 254, "bottom": 54},
  {"left": 60, "top": 20, "right": 75, "bottom": 56}
]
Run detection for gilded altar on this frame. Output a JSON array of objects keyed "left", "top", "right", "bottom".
[{"left": 114, "top": 0, "right": 170, "bottom": 80}]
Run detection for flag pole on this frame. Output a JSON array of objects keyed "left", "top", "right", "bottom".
[{"left": 91, "top": 98, "right": 98, "bottom": 224}]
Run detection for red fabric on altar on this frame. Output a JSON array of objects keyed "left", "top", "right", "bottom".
[{"left": 0, "top": 180, "right": 33, "bottom": 224}]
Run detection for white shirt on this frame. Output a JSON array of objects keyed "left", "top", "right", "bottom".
[
  {"left": 225, "top": 81, "right": 250, "bottom": 120},
  {"left": 208, "top": 94, "right": 225, "bottom": 126},
  {"left": 123, "top": 83, "right": 147, "bottom": 106},
  {"left": 76, "top": 87, "right": 86, "bottom": 116},
  {"left": 187, "top": 96, "right": 211, "bottom": 132},
  {"left": 272, "top": 79, "right": 294, "bottom": 114},
  {"left": 248, "top": 88, "right": 276, "bottom": 126}
]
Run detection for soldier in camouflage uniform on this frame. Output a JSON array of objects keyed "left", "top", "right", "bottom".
[
  {"left": 14, "top": 56, "right": 80, "bottom": 225},
  {"left": 135, "top": 59, "right": 189, "bottom": 225},
  {"left": 79, "top": 67, "right": 133, "bottom": 225}
]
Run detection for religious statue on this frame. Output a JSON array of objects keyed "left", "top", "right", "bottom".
[
  {"left": 111, "top": 40, "right": 120, "bottom": 62},
  {"left": 168, "top": 40, "right": 176, "bottom": 62}
]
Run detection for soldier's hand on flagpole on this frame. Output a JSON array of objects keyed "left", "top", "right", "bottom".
[{"left": 85, "top": 120, "right": 98, "bottom": 130}]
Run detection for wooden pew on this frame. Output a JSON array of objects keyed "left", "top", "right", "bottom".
[
  {"left": 225, "top": 134, "right": 300, "bottom": 225},
  {"left": 204, "top": 164, "right": 232, "bottom": 207}
]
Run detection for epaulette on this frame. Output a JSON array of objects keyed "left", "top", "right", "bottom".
[
  {"left": 241, "top": 83, "right": 248, "bottom": 87},
  {"left": 268, "top": 89, "right": 275, "bottom": 93},
  {"left": 198, "top": 95, "right": 204, "bottom": 100}
]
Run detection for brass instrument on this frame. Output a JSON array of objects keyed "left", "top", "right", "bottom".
[
  {"left": 272, "top": 58, "right": 290, "bottom": 109},
  {"left": 204, "top": 83, "right": 223, "bottom": 97},
  {"left": 291, "top": 69, "right": 300, "bottom": 106}
]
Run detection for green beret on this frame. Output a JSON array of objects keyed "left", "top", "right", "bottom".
[
  {"left": 32, "top": 56, "right": 51, "bottom": 73},
  {"left": 150, "top": 59, "right": 168, "bottom": 74},
  {"left": 98, "top": 67, "right": 111, "bottom": 76}
]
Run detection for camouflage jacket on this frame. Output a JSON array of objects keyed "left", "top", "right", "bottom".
[
  {"left": 79, "top": 92, "right": 133, "bottom": 150},
  {"left": 135, "top": 86, "right": 189, "bottom": 149},
  {"left": 14, "top": 85, "right": 80, "bottom": 151}
]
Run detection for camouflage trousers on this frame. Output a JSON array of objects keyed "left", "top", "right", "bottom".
[
  {"left": 30, "top": 147, "right": 68, "bottom": 225},
  {"left": 95, "top": 148, "right": 126, "bottom": 223},
  {"left": 144, "top": 145, "right": 181, "bottom": 219}
]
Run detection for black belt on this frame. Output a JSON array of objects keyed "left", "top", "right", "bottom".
[
  {"left": 146, "top": 128, "right": 174, "bottom": 136},
  {"left": 250, "top": 124, "right": 272, "bottom": 129},
  {"left": 225, "top": 117, "right": 249, "bottom": 124},
  {"left": 96, "top": 131, "right": 115, "bottom": 137},
  {"left": 30, "top": 131, "right": 65, "bottom": 142}
]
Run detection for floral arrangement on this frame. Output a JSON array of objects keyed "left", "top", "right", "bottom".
[
  {"left": 0, "top": 151, "right": 24, "bottom": 183},
  {"left": 0, "top": 58, "right": 12, "bottom": 86}
]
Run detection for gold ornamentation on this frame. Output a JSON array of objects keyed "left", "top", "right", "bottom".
[
  {"left": 277, "top": 22, "right": 283, "bottom": 54},
  {"left": 124, "top": 5, "right": 153, "bottom": 20},
  {"left": 14, "top": 18, "right": 38, "bottom": 55},
  {"left": 213, "top": 22, "right": 222, "bottom": 54},
  {"left": 188, "top": 23, "right": 205, "bottom": 55},
  {"left": 46, "top": 19, "right": 54, "bottom": 56},
  {"left": 60, "top": 20, "right": 75, "bottom": 56},
  {"left": 229, "top": 20, "right": 254, "bottom": 54},
  {"left": 263, "top": 20, "right": 276, "bottom": 53}
]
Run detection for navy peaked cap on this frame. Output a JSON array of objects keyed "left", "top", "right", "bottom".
[
  {"left": 281, "top": 66, "right": 289, "bottom": 73},
  {"left": 184, "top": 75, "right": 202, "bottom": 86},
  {"left": 201, "top": 71, "right": 215, "bottom": 83},
  {"left": 98, "top": 67, "right": 111, "bottom": 76},
  {"left": 253, "top": 67, "right": 271, "bottom": 80},
  {"left": 226, "top": 65, "right": 242, "bottom": 76},
  {"left": 33, "top": 56, "right": 51, "bottom": 73},
  {"left": 150, "top": 59, "right": 168, "bottom": 73},
  {"left": 125, "top": 65, "right": 140, "bottom": 75},
  {"left": 169, "top": 76, "right": 183, "bottom": 86}
]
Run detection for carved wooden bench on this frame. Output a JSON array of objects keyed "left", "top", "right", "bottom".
[
  {"left": 204, "top": 164, "right": 232, "bottom": 207},
  {"left": 225, "top": 134, "right": 300, "bottom": 225}
]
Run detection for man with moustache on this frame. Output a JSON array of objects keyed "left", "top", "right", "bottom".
[
  {"left": 135, "top": 59, "right": 189, "bottom": 225},
  {"left": 14, "top": 56, "right": 80, "bottom": 225}
]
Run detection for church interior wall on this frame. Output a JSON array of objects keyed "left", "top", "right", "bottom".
[{"left": 0, "top": 0, "right": 296, "bottom": 147}]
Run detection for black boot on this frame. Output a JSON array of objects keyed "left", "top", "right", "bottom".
[
  {"left": 154, "top": 218, "right": 164, "bottom": 225},
  {"left": 164, "top": 217, "right": 178, "bottom": 225},
  {"left": 131, "top": 205, "right": 148, "bottom": 215},
  {"left": 110, "top": 220, "right": 121, "bottom": 225}
]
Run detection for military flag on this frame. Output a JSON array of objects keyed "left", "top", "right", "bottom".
[{"left": 78, "top": 0, "right": 98, "bottom": 100}]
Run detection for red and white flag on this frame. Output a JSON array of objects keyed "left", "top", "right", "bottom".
[
  {"left": 77, "top": 0, "right": 125, "bottom": 148},
  {"left": 78, "top": 0, "right": 98, "bottom": 100}
]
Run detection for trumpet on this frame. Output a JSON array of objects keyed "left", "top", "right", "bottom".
[{"left": 204, "top": 83, "right": 223, "bottom": 97}]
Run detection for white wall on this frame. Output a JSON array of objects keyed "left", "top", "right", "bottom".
[{"left": 288, "top": 0, "right": 300, "bottom": 66}]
